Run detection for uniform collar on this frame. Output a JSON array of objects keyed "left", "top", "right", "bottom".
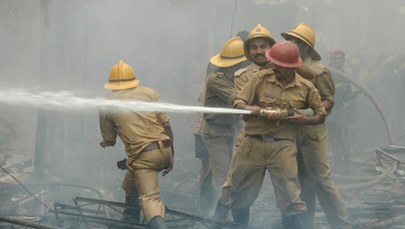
[
  {"left": 252, "top": 62, "right": 262, "bottom": 72},
  {"left": 267, "top": 72, "right": 302, "bottom": 89}
]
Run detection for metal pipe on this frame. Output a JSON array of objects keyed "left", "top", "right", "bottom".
[
  {"left": 336, "top": 173, "right": 387, "bottom": 192},
  {"left": 0, "top": 215, "right": 61, "bottom": 229},
  {"left": 368, "top": 213, "right": 405, "bottom": 228}
]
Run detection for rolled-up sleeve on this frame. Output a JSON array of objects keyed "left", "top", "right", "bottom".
[
  {"left": 234, "top": 73, "right": 260, "bottom": 107},
  {"left": 99, "top": 111, "right": 117, "bottom": 142},
  {"left": 307, "top": 86, "right": 327, "bottom": 116}
]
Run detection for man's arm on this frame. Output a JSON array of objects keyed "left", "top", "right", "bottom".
[
  {"left": 287, "top": 84, "right": 327, "bottom": 125},
  {"left": 296, "top": 64, "right": 316, "bottom": 80},
  {"left": 287, "top": 111, "right": 325, "bottom": 125},
  {"left": 322, "top": 100, "right": 334, "bottom": 113},
  {"left": 99, "top": 111, "right": 117, "bottom": 148},
  {"left": 162, "top": 122, "right": 174, "bottom": 176},
  {"left": 163, "top": 122, "right": 174, "bottom": 153},
  {"left": 234, "top": 102, "right": 261, "bottom": 114}
]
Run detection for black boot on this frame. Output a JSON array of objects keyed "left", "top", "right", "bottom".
[
  {"left": 147, "top": 216, "right": 168, "bottom": 229},
  {"left": 231, "top": 207, "right": 250, "bottom": 225},
  {"left": 122, "top": 196, "right": 141, "bottom": 223},
  {"left": 282, "top": 212, "right": 312, "bottom": 229},
  {"left": 211, "top": 201, "right": 230, "bottom": 229}
]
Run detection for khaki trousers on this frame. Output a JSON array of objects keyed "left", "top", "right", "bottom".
[
  {"left": 125, "top": 142, "right": 172, "bottom": 222},
  {"left": 200, "top": 121, "right": 235, "bottom": 216},
  {"left": 220, "top": 136, "right": 307, "bottom": 215},
  {"left": 297, "top": 124, "right": 350, "bottom": 228}
]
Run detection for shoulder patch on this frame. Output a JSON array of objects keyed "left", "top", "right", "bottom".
[
  {"left": 207, "top": 72, "right": 225, "bottom": 79},
  {"left": 256, "top": 69, "right": 274, "bottom": 79},
  {"left": 215, "top": 72, "right": 224, "bottom": 78},
  {"left": 234, "top": 67, "right": 248, "bottom": 77}
]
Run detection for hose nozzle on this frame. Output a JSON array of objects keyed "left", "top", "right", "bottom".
[{"left": 259, "top": 107, "right": 314, "bottom": 120}]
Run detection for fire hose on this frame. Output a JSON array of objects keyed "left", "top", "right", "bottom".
[
  {"left": 258, "top": 107, "right": 314, "bottom": 119},
  {"left": 327, "top": 66, "right": 394, "bottom": 144},
  {"left": 326, "top": 67, "right": 396, "bottom": 192}
]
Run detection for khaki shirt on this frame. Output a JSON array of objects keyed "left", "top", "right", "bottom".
[
  {"left": 234, "top": 63, "right": 262, "bottom": 94},
  {"left": 306, "top": 59, "right": 335, "bottom": 106},
  {"left": 203, "top": 71, "right": 238, "bottom": 125},
  {"left": 234, "top": 69, "right": 326, "bottom": 140},
  {"left": 194, "top": 91, "right": 205, "bottom": 135},
  {"left": 99, "top": 86, "right": 170, "bottom": 159}
]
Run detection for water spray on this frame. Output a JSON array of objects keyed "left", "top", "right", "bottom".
[
  {"left": 0, "top": 89, "right": 316, "bottom": 118},
  {"left": 0, "top": 89, "right": 251, "bottom": 114}
]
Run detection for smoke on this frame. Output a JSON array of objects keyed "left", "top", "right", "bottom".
[{"left": 1, "top": 0, "right": 405, "bottom": 226}]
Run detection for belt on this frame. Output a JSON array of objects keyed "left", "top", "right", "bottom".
[
  {"left": 249, "top": 135, "right": 281, "bottom": 143},
  {"left": 142, "top": 140, "right": 171, "bottom": 152}
]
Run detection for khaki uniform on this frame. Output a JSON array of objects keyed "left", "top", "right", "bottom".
[
  {"left": 296, "top": 59, "right": 350, "bottom": 228},
  {"left": 234, "top": 64, "right": 264, "bottom": 150},
  {"left": 234, "top": 63, "right": 262, "bottom": 94},
  {"left": 221, "top": 69, "right": 326, "bottom": 215},
  {"left": 99, "top": 86, "right": 173, "bottom": 221},
  {"left": 194, "top": 91, "right": 208, "bottom": 160},
  {"left": 200, "top": 71, "right": 238, "bottom": 216}
]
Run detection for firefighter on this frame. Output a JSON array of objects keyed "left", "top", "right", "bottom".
[
  {"left": 234, "top": 24, "right": 275, "bottom": 94},
  {"left": 229, "top": 23, "right": 276, "bottom": 224},
  {"left": 282, "top": 22, "right": 352, "bottom": 229},
  {"left": 328, "top": 49, "right": 359, "bottom": 173},
  {"left": 212, "top": 41, "right": 327, "bottom": 229},
  {"left": 199, "top": 37, "right": 247, "bottom": 217},
  {"left": 99, "top": 60, "right": 174, "bottom": 229}
]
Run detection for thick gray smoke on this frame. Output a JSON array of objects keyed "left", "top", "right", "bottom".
[{"left": 1, "top": 0, "right": 405, "bottom": 226}]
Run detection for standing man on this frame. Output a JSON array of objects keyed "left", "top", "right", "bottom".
[
  {"left": 195, "top": 30, "right": 250, "bottom": 166},
  {"left": 230, "top": 24, "right": 275, "bottom": 224},
  {"left": 199, "top": 36, "right": 247, "bottom": 217},
  {"left": 233, "top": 24, "right": 275, "bottom": 153},
  {"left": 212, "top": 41, "right": 327, "bottom": 228},
  {"left": 234, "top": 24, "right": 275, "bottom": 94},
  {"left": 328, "top": 50, "right": 359, "bottom": 173},
  {"left": 99, "top": 60, "right": 174, "bottom": 229},
  {"left": 282, "top": 22, "right": 352, "bottom": 229}
]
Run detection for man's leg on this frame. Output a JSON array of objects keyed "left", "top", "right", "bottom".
[
  {"left": 302, "top": 125, "right": 351, "bottom": 229},
  {"left": 123, "top": 194, "right": 141, "bottom": 222},
  {"left": 129, "top": 147, "right": 172, "bottom": 227},
  {"left": 201, "top": 133, "right": 234, "bottom": 216},
  {"left": 231, "top": 206, "right": 250, "bottom": 225},
  {"left": 121, "top": 171, "right": 141, "bottom": 222},
  {"left": 297, "top": 151, "right": 316, "bottom": 229}
]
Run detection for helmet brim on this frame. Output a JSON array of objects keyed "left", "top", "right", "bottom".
[
  {"left": 265, "top": 50, "right": 303, "bottom": 68},
  {"left": 281, "top": 32, "right": 321, "bottom": 61},
  {"left": 209, "top": 54, "right": 247, "bottom": 68},
  {"left": 104, "top": 79, "right": 140, "bottom": 90}
]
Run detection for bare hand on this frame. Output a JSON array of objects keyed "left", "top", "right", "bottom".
[
  {"left": 100, "top": 140, "right": 108, "bottom": 148},
  {"left": 246, "top": 105, "right": 262, "bottom": 115},
  {"left": 286, "top": 109, "right": 307, "bottom": 124},
  {"left": 100, "top": 140, "right": 115, "bottom": 148},
  {"left": 162, "top": 158, "right": 174, "bottom": 176}
]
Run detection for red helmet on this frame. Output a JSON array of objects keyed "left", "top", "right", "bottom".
[{"left": 265, "top": 41, "right": 302, "bottom": 68}]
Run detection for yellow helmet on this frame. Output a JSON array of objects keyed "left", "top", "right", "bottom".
[
  {"left": 210, "top": 36, "right": 247, "bottom": 68},
  {"left": 244, "top": 24, "right": 276, "bottom": 60},
  {"left": 104, "top": 60, "right": 140, "bottom": 90},
  {"left": 281, "top": 22, "right": 321, "bottom": 60}
]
